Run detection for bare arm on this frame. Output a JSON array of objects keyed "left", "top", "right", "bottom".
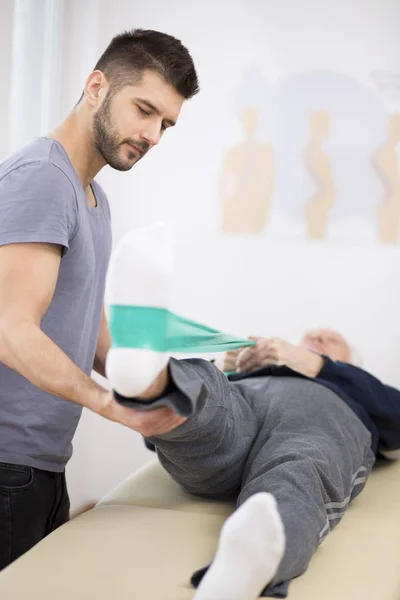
[
  {"left": 0, "top": 242, "right": 109, "bottom": 411},
  {"left": 93, "top": 305, "right": 110, "bottom": 378},
  {"left": 0, "top": 242, "right": 182, "bottom": 436}
]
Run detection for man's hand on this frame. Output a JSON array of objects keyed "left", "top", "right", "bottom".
[
  {"left": 97, "top": 391, "right": 186, "bottom": 437},
  {"left": 236, "top": 337, "right": 297, "bottom": 372},
  {"left": 96, "top": 366, "right": 185, "bottom": 437},
  {"left": 236, "top": 337, "right": 324, "bottom": 378}
]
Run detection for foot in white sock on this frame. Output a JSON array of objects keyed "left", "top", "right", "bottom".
[
  {"left": 105, "top": 223, "right": 173, "bottom": 397},
  {"left": 193, "top": 492, "right": 285, "bottom": 600}
]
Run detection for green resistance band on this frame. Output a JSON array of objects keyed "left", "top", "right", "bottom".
[{"left": 108, "top": 305, "right": 256, "bottom": 354}]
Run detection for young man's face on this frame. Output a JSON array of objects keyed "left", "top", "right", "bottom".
[{"left": 92, "top": 70, "right": 184, "bottom": 171}]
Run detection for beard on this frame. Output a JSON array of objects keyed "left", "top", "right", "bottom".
[{"left": 92, "top": 95, "right": 149, "bottom": 171}]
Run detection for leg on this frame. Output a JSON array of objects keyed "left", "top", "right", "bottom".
[
  {"left": 147, "top": 361, "right": 286, "bottom": 599},
  {"left": 147, "top": 358, "right": 260, "bottom": 499},
  {"left": 235, "top": 377, "right": 375, "bottom": 596},
  {"left": 46, "top": 471, "right": 70, "bottom": 533},
  {"left": 0, "top": 464, "right": 70, "bottom": 570},
  {"left": 193, "top": 492, "right": 285, "bottom": 600},
  {"left": 151, "top": 373, "right": 374, "bottom": 598}
]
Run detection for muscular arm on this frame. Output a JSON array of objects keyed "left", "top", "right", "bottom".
[
  {"left": 0, "top": 242, "right": 109, "bottom": 412},
  {"left": 0, "top": 242, "right": 183, "bottom": 436},
  {"left": 93, "top": 306, "right": 111, "bottom": 378}
]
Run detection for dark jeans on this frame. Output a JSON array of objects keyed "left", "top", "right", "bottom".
[{"left": 0, "top": 462, "right": 70, "bottom": 571}]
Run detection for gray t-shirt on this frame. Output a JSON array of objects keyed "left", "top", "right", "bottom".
[{"left": 0, "top": 138, "right": 112, "bottom": 471}]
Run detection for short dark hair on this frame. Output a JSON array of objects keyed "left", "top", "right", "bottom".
[{"left": 93, "top": 29, "right": 199, "bottom": 100}]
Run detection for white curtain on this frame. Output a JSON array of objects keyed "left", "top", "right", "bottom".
[{"left": 9, "top": 0, "right": 64, "bottom": 152}]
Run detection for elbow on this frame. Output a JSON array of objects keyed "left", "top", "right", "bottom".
[
  {"left": 0, "top": 315, "right": 32, "bottom": 364},
  {"left": 0, "top": 319, "right": 13, "bottom": 364}
]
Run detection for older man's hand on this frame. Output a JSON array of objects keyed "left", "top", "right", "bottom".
[
  {"left": 215, "top": 348, "right": 242, "bottom": 372},
  {"left": 236, "top": 337, "right": 324, "bottom": 378},
  {"left": 235, "top": 337, "right": 294, "bottom": 372}
]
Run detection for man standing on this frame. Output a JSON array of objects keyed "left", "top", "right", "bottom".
[{"left": 0, "top": 29, "right": 199, "bottom": 569}]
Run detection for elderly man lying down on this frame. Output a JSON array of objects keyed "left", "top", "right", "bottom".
[
  {"left": 106, "top": 230, "right": 400, "bottom": 600},
  {"left": 217, "top": 327, "right": 400, "bottom": 463}
]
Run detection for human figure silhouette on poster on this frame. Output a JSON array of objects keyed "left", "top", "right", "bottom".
[
  {"left": 374, "top": 114, "right": 400, "bottom": 244},
  {"left": 304, "top": 110, "right": 336, "bottom": 240},
  {"left": 220, "top": 108, "right": 273, "bottom": 234}
]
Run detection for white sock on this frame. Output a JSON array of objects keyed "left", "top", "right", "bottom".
[
  {"left": 105, "top": 223, "right": 173, "bottom": 397},
  {"left": 194, "top": 493, "right": 286, "bottom": 600}
]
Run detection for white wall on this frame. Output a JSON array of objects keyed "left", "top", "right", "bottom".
[
  {"left": 92, "top": 0, "right": 400, "bottom": 381},
  {"left": 27, "top": 0, "right": 400, "bottom": 513},
  {"left": 0, "top": 0, "right": 14, "bottom": 159}
]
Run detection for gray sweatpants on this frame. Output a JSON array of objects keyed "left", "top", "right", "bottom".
[{"left": 146, "top": 359, "right": 375, "bottom": 597}]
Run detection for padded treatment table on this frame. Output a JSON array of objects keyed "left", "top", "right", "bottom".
[{"left": 0, "top": 458, "right": 399, "bottom": 599}]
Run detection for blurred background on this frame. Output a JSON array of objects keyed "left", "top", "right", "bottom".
[{"left": 1, "top": 0, "right": 400, "bottom": 514}]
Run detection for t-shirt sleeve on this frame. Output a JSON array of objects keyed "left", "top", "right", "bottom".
[{"left": 0, "top": 161, "right": 79, "bottom": 253}]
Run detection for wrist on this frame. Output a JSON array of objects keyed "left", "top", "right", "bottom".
[
  {"left": 87, "top": 387, "right": 112, "bottom": 415},
  {"left": 302, "top": 351, "right": 324, "bottom": 377},
  {"left": 289, "top": 347, "right": 324, "bottom": 378}
]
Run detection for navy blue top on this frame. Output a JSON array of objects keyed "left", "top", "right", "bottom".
[{"left": 229, "top": 358, "right": 400, "bottom": 456}]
